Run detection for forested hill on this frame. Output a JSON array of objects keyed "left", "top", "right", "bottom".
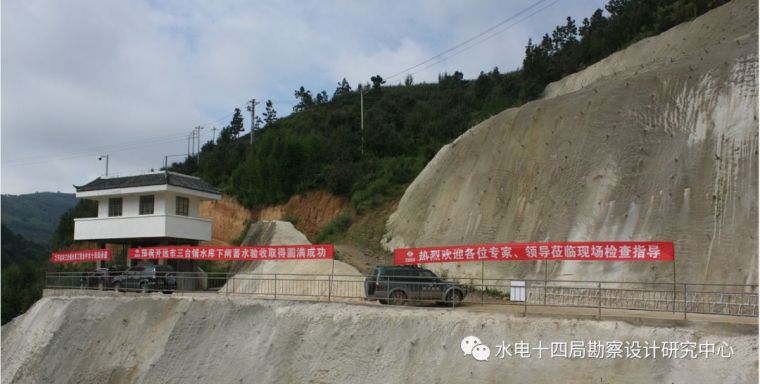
[
  {"left": 1, "top": 225, "right": 48, "bottom": 323},
  {"left": 1, "top": 192, "right": 78, "bottom": 244},
  {"left": 172, "top": 0, "right": 727, "bottom": 213}
]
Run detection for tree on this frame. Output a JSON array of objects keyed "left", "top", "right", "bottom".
[
  {"left": 50, "top": 200, "right": 98, "bottom": 250},
  {"left": 551, "top": 17, "right": 578, "bottom": 53},
  {"left": 370, "top": 75, "right": 385, "bottom": 92},
  {"left": 263, "top": 100, "right": 278, "bottom": 126},
  {"left": 404, "top": 74, "right": 414, "bottom": 86},
  {"left": 315, "top": 90, "right": 329, "bottom": 105},
  {"left": 580, "top": 9, "right": 607, "bottom": 38},
  {"left": 333, "top": 78, "right": 352, "bottom": 98},
  {"left": 438, "top": 71, "right": 464, "bottom": 89},
  {"left": 231, "top": 108, "right": 245, "bottom": 138},
  {"left": 293, "top": 86, "right": 314, "bottom": 112}
]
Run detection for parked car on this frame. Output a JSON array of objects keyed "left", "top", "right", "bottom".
[
  {"left": 364, "top": 265, "right": 467, "bottom": 306},
  {"left": 111, "top": 264, "right": 177, "bottom": 293},
  {"left": 80, "top": 266, "right": 126, "bottom": 288}
]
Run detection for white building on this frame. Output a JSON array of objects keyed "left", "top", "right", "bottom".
[{"left": 74, "top": 171, "right": 221, "bottom": 245}]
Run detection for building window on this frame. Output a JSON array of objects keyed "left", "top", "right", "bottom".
[
  {"left": 139, "top": 195, "right": 154, "bottom": 215},
  {"left": 175, "top": 196, "right": 189, "bottom": 216},
  {"left": 108, "top": 198, "right": 122, "bottom": 217}
]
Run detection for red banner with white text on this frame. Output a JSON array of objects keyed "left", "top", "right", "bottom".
[
  {"left": 393, "top": 242, "right": 674, "bottom": 265},
  {"left": 51, "top": 249, "right": 112, "bottom": 263},
  {"left": 128, "top": 245, "right": 333, "bottom": 261}
]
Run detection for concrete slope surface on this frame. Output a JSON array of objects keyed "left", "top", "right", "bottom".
[
  {"left": 2, "top": 294, "right": 756, "bottom": 383},
  {"left": 384, "top": 0, "right": 758, "bottom": 284},
  {"left": 223, "top": 220, "right": 362, "bottom": 296}
]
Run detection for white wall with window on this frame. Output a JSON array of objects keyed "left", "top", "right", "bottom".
[{"left": 75, "top": 182, "right": 220, "bottom": 241}]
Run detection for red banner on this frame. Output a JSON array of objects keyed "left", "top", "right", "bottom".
[
  {"left": 51, "top": 249, "right": 112, "bottom": 263},
  {"left": 128, "top": 245, "right": 333, "bottom": 261},
  {"left": 393, "top": 242, "right": 674, "bottom": 265}
]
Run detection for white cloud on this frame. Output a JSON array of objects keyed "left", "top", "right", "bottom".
[{"left": 1, "top": 0, "right": 601, "bottom": 194}]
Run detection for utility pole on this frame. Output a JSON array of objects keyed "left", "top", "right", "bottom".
[
  {"left": 187, "top": 133, "right": 191, "bottom": 156},
  {"left": 211, "top": 126, "right": 217, "bottom": 143},
  {"left": 247, "top": 99, "right": 259, "bottom": 145},
  {"left": 194, "top": 126, "right": 204, "bottom": 155},
  {"left": 360, "top": 86, "right": 364, "bottom": 156},
  {"left": 99, "top": 154, "right": 109, "bottom": 176},
  {"left": 164, "top": 154, "right": 185, "bottom": 171}
]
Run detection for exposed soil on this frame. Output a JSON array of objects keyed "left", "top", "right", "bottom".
[{"left": 255, "top": 191, "right": 349, "bottom": 240}]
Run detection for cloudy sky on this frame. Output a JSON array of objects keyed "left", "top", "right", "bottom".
[{"left": 2, "top": 0, "right": 604, "bottom": 195}]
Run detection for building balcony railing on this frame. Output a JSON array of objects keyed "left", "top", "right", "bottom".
[{"left": 74, "top": 214, "right": 212, "bottom": 241}]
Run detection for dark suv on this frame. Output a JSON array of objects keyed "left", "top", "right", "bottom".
[
  {"left": 80, "top": 266, "right": 126, "bottom": 288},
  {"left": 364, "top": 266, "right": 467, "bottom": 306},
  {"left": 111, "top": 264, "right": 177, "bottom": 293}
]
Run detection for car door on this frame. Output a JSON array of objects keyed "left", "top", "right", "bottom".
[
  {"left": 418, "top": 270, "right": 442, "bottom": 300},
  {"left": 126, "top": 266, "right": 145, "bottom": 289},
  {"left": 404, "top": 269, "right": 423, "bottom": 300}
]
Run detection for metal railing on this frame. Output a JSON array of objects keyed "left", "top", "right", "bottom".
[{"left": 45, "top": 272, "right": 759, "bottom": 318}]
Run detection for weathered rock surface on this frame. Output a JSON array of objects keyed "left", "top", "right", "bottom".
[{"left": 384, "top": 0, "right": 758, "bottom": 284}]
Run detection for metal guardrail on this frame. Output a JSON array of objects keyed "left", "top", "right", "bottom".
[{"left": 46, "top": 272, "right": 759, "bottom": 318}]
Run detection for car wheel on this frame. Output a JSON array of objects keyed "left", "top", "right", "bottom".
[
  {"left": 389, "top": 290, "right": 407, "bottom": 306},
  {"left": 113, "top": 282, "right": 122, "bottom": 293},
  {"left": 140, "top": 282, "right": 149, "bottom": 293},
  {"left": 447, "top": 290, "right": 463, "bottom": 307}
]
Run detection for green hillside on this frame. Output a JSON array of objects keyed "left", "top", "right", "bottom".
[
  {"left": 169, "top": 0, "right": 727, "bottom": 213},
  {"left": 1, "top": 225, "right": 49, "bottom": 323},
  {"left": 1, "top": 192, "right": 78, "bottom": 244}
]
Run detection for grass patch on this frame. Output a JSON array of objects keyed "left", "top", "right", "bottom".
[
  {"left": 282, "top": 214, "right": 299, "bottom": 226},
  {"left": 314, "top": 213, "right": 352, "bottom": 244}
]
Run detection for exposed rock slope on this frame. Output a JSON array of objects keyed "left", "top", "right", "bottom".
[
  {"left": 2, "top": 294, "right": 756, "bottom": 383},
  {"left": 384, "top": 0, "right": 758, "bottom": 284}
]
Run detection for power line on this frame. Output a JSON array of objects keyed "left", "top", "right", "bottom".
[
  {"left": 384, "top": 0, "right": 554, "bottom": 81},
  {"left": 5, "top": 132, "right": 190, "bottom": 165},
  {"left": 407, "top": 0, "right": 561, "bottom": 78},
  {"left": 6, "top": 134, "right": 208, "bottom": 168},
  {"left": 5, "top": 103, "right": 243, "bottom": 167}
]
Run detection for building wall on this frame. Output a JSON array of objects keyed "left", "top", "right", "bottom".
[
  {"left": 76, "top": 184, "right": 218, "bottom": 241},
  {"left": 94, "top": 192, "right": 203, "bottom": 218},
  {"left": 74, "top": 215, "right": 212, "bottom": 241}
]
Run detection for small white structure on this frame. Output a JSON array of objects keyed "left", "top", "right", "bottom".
[
  {"left": 74, "top": 171, "right": 221, "bottom": 243},
  {"left": 510, "top": 280, "right": 526, "bottom": 302}
]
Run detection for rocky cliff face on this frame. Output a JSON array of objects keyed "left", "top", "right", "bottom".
[{"left": 384, "top": 0, "right": 758, "bottom": 284}]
